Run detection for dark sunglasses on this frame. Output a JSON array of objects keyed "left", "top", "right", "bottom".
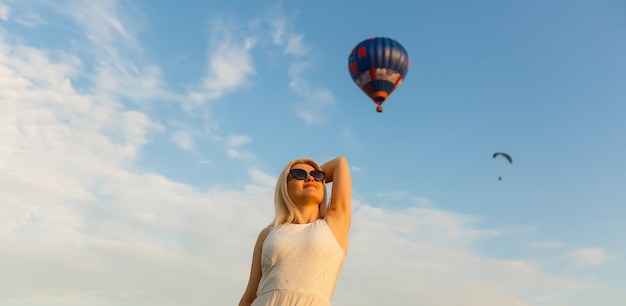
[{"left": 289, "top": 168, "right": 326, "bottom": 181}]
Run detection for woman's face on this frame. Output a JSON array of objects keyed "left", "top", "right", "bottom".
[{"left": 286, "top": 163, "right": 325, "bottom": 206}]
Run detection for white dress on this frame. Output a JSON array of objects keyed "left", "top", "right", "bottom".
[{"left": 252, "top": 219, "right": 345, "bottom": 306}]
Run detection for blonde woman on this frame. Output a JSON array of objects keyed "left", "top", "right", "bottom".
[{"left": 239, "top": 156, "right": 352, "bottom": 306}]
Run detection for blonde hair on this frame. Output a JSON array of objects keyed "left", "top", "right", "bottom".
[{"left": 272, "top": 158, "right": 328, "bottom": 226}]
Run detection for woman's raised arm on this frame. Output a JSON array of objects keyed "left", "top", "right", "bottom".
[{"left": 321, "top": 156, "right": 352, "bottom": 253}]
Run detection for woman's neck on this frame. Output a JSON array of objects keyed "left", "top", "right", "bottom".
[{"left": 292, "top": 205, "right": 321, "bottom": 224}]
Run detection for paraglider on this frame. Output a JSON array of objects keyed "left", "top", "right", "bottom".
[
  {"left": 348, "top": 37, "right": 410, "bottom": 113},
  {"left": 492, "top": 152, "right": 512, "bottom": 164},
  {"left": 492, "top": 152, "right": 512, "bottom": 181}
]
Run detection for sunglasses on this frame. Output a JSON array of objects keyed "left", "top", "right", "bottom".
[{"left": 289, "top": 168, "right": 326, "bottom": 182}]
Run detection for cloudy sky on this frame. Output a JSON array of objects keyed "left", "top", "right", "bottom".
[{"left": 1, "top": 0, "right": 625, "bottom": 305}]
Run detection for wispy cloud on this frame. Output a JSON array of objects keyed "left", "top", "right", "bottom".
[
  {"left": 170, "top": 130, "right": 195, "bottom": 151},
  {"left": 568, "top": 247, "right": 610, "bottom": 266},
  {"left": 1, "top": 25, "right": 270, "bottom": 305},
  {"left": 412, "top": 196, "right": 432, "bottom": 206},
  {"left": 2, "top": 43, "right": 81, "bottom": 89},
  {"left": 93, "top": 62, "right": 171, "bottom": 102},
  {"left": 350, "top": 166, "right": 362, "bottom": 172},
  {"left": 530, "top": 241, "right": 567, "bottom": 249},
  {"left": 194, "top": 159, "right": 213, "bottom": 168},
  {"left": 268, "top": 13, "right": 309, "bottom": 57},
  {"left": 227, "top": 134, "right": 251, "bottom": 147},
  {"left": 336, "top": 204, "right": 581, "bottom": 306},
  {"left": 55, "top": 1, "right": 143, "bottom": 54},
  {"left": 15, "top": 13, "right": 47, "bottom": 28},
  {"left": 192, "top": 19, "right": 256, "bottom": 103},
  {"left": 226, "top": 134, "right": 255, "bottom": 161},
  {"left": 268, "top": 12, "right": 334, "bottom": 124},
  {"left": 284, "top": 33, "right": 309, "bottom": 56},
  {"left": 35, "top": 1, "right": 175, "bottom": 104},
  {"left": 375, "top": 190, "right": 410, "bottom": 201},
  {"left": 227, "top": 148, "right": 255, "bottom": 161},
  {"left": 0, "top": 3, "right": 9, "bottom": 21},
  {"left": 0, "top": 2, "right": 45, "bottom": 27},
  {"left": 374, "top": 192, "right": 434, "bottom": 208}
]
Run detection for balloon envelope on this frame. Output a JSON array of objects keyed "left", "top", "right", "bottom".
[{"left": 348, "top": 37, "right": 410, "bottom": 112}]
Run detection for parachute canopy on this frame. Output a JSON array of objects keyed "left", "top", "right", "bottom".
[
  {"left": 348, "top": 37, "right": 410, "bottom": 112},
  {"left": 493, "top": 152, "right": 512, "bottom": 181},
  {"left": 492, "top": 152, "right": 512, "bottom": 164}
]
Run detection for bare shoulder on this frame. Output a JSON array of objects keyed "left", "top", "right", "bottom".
[
  {"left": 257, "top": 226, "right": 271, "bottom": 244},
  {"left": 239, "top": 226, "right": 272, "bottom": 306},
  {"left": 252, "top": 226, "right": 272, "bottom": 253}
]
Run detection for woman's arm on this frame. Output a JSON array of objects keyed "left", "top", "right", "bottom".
[
  {"left": 321, "top": 156, "right": 352, "bottom": 253},
  {"left": 239, "top": 227, "right": 270, "bottom": 306}
]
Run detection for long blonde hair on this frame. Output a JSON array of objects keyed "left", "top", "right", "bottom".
[{"left": 272, "top": 158, "right": 328, "bottom": 226}]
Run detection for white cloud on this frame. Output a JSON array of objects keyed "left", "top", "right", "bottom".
[
  {"left": 3, "top": 45, "right": 81, "bottom": 90},
  {"left": 287, "top": 60, "right": 311, "bottom": 91},
  {"left": 27, "top": 1, "right": 175, "bottom": 105},
  {"left": 284, "top": 32, "right": 309, "bottom": 56},
  {"left": 267, "top": 12, "right": 309, "bottom": 56},
  {"left": 247, "top": 167, "right": 276, "bottom": 189},
  {"left": 374, "top": 192, "right": 433, "bottom": 207},
  {"left": 568, "top": 248, "right": 610, "bottom": 266},
  {"left": 350, "top": 166, "right": 362, "bottom": 172},
  {"left": 292, "top": 78, "right": 334, "bottom": 125},
  {"left": 225, "top": 135, "right": 254, "bottom": 161},
  {"left": 166, "top": 117, "right": 222, "bottom": 153},
  {"left": 227, "top": 148, "right": 256, "bottom": 162},
  {"left": 14, "top": 12, "right": 47, "bottom": 27},
  {"left": 194, "top": 159, "right": 213, "bottom": 168},
  {"left": 412, "top": 196, "right": 432, "bottom": 206},
  {"left": 194, "top": 19, "right": 256, "bottom": 103},
  {"left": 0, "top": 3, "right": 9, "bottom": 21},
  {"left": 170, "top": 130, "right": 195, "bottom": 151},
  {"left": 333, "top": 204, "right": 581, "bottom": 306},
  {"left": 56, "top": 1, "right": 143, "bottom": 53},
  {"left": 530, "top": 241, "right": 566, "bottom": 249},
  {"left": 93, "top": 62, "right": 172, "bottom": 103},
  {"left": 269, "top": 17, "right": 286, "bottom": 45},
  {"left": 227, "top": 148, "right": 248, "bottom": 160},
  {"left": 0, "top": 26, "right": 272, "bottom": 305},
  {"left": 227, "top": 134, "right": 251, "bottom": 147},
  {"left": 267, "top": 14, "right": 334, "bottom": 124},
  {"left": 375, "top": 190, "right": 409, "bottom": 201}
]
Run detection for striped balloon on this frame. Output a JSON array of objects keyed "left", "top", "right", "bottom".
[{"left": 348, "top": 37, "right": 410, "bottom": 112}]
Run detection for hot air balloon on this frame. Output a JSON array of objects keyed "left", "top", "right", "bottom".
[{"left": 348, "top": 37, "right": 410, "bottom": 112}]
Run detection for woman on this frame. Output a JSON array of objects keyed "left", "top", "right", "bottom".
[{"left": 239, "top": 156, "right": 352, "bottom": 306}]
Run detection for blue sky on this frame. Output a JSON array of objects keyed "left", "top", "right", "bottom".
[{"left": 1, "top": 0, "right": 625, "bottom": 305}]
